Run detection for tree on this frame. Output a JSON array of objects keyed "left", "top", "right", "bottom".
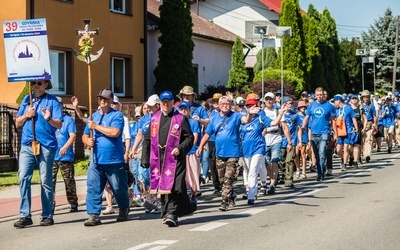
[
  {"left": 362, "top": 8, "right": 399, "bottom": 92},
  {"left": 227, "top": 36, "right": 249, "bottom": 91},
  {"left": 16, "top": 83, "right": 30, "bottom": 104},
  {"left": 153, "top": 0, "right": 196, "bottom": 94},
  {"left": 253, "top": 47, "right": 277, "bottom": 77},
  {"left": 276, "top": 0, "right": 306, "bottom": 93},
  {"left": 318, "top": 9, "right": 344, "bottom": 94},
  {"left": 339, "top": 38, "right": 362, "bottom": 93},
  {"left": 302, "top": 4, "right": 324, "bottom": 92}
]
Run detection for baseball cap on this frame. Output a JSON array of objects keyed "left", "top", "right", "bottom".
[
  {"left": 135, "top": 106, "right": 141, "bottom": 117},
  {"left": 113, "top": 95, "right": 121, "bottom": 105},
  {"left": 350, "top": 94, "right": 358, "bottom": 99},
  {"left": 282, "top": 96, "right": 292, "bottom": 104},
  {"left": 386, "top": 96, "right": 392, "bottom": 101},
  {"left": 145, "top": 94, "right": 160, "bottom": 106},
  {"left": 160, "top": 91, "right": 174, "bottom": 101},
  {"left": 264, "top": 92, "right": 274, "bottom": 99},
  {"left": 97, "top": 89, "right": 114, "bottom": 100},
  {"left": 275, "top": 89, "right": 282, "bottom": 96},
  {"left": 333, "top": 94, "right": 344, "bottom": 101},
  {"left": 178, "top": 101, "right": 190, "bottom": 109},
  {"left": 236, "top": 96, "right": 245, "bottom": 104},
  {"left": 301, "top": 91, "right": 308, "bottom": 96}
]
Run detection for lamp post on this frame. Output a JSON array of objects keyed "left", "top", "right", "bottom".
[
  {"left": 276, "top": 26, "right": 292, "bottom": 99},
  {"left": 254, "top": 25, "right": 268, "bottom": 99},
  {"left": 356, "top": 49, "right": 378, "bottom": 92}
]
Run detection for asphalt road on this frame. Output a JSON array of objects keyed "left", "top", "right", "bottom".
[{"left": 1, "top": 149, "right": 400, "bottom": 250}]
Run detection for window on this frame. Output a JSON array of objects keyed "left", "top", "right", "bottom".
[
  {"left": 48, "top": 50, "right": 66, "bottom": 95},
  {"left": 110, "top": 0, "right": 126, "bottom": 13},
  {"left": 111, "top": 57, "right": 127, "bottom": 95}
]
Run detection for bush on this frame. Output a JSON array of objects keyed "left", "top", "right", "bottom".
[
  {"left": 16, "top": 82, "right": 30, "bottom": 104},
  {"left": 253, "top": 68, "right": 303, "bottom": 95}
]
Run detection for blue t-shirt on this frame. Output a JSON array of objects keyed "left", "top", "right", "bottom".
[
  {"left": 336, "top": 105, "right": 356, "bottom": 134},
  {"left": 17, "top": 94, "right": 63, "bottom": 149},
  {"left": 362, "top": 102, "right": 376, "bottom": 122},
  {"left": 297, "top": 112, "right": 309, "bottom": 144},
  {"left": 240, "top": 110, "right": 272, "bottom": 157},
  {"left": 188, "top": 118, "right": 201, "bottom": 155},
  {"left": 281, "top": 111, "right": 300, "bottom": 148},
  {"left": 305, "top": 100, "right": 336, "bottom": 135},
  {"left": 83, "top": 109, "right": 124, "bottom": 164},
  {"left": 129, "top": 120, "right": 140, "bottom": 148},
  {"left": 208, "top": 109, "right": 220, "bottom": 142},
  {"left": 139, "top": 113, "right": 151, "bottom": 135},
  {"left": 382, "top": 105, "right": 397, "bottom": 127},
  {"left": 55, "top": 114, "right": 76, "bottom": 161},
  {"left": 205, "top": 110, "right": 243, "bottom": 158}
]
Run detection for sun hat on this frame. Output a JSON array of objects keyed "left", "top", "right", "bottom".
[{"left": 177, "top": 86, "right": 197, "bottom": 99}]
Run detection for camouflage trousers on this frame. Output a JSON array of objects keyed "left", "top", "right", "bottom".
[
  {"left": 52, "top": 161, "right": 78, "bottom": 206},
  {"left": 216, "top": 157, "right": 238, "bottom": 202}
]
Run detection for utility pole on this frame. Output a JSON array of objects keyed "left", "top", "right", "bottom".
[{"left": 393, "top": 16, "right": 399, "bottom": 93}]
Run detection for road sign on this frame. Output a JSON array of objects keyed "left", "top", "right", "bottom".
[{"left": 2, "top": 18, "right": 51, "bottom": 82}]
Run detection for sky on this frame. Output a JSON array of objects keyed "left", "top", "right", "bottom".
[{"left": 299, "top": 0, "right": 400, "bottom": 39}]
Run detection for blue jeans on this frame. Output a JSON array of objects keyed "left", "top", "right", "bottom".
[
  {"left": 311, "top": 134, "right": 330, "bottom": 178},
  {"left": 86, "top": 162, "right": 129, "bottom": 215},
  {"left": 18, "top": 145, "right": 56, "bottom": 218},
  {"left": 201, "top": 147, "right": 210, "bottom": 178}
]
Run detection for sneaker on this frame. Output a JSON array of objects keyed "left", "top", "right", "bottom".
[
  {"left": 131, "top": 198, "right": 142, "bottom": 207},
  {"left": 84, "top": 214, "right": 101, "bottom": 226},
  {"left": 354, "top": 162, "right": 359, "bottom": 169},
  {"left": 260, "top": 185, "right": 267, "bottom": 195},
  {"left": 14, "top": 217, "right": 33, "bottom": 228},
  {"left": 219, "top": 202, "right": 229, "bottom": 211},
  {"left": 247, "top": 199, "right": 255, "bottom": 205},
  {"left": 300, "top": 173, "right": 307, "bottom": 179},
  {"left": 295, "top": 170, "right": 300, "bottom": 179},
  {"left": 70, "top": 203, "right": 78, "bottom": 213},
  {"left": 348, "top": 157, "right": 354, "bottom": 166},
  {"left": 200, "top": 176, "right": 206, "bottom": 184},
  {"left": 341, "top": 164, "right": 347, "bottom": 171},
  {"left": 388, "top": 147, "right": 392, "bottom": 154},
  {"left": 116, "top": 208, "right": 130, "bottom": 222},
  {"left": 164, "top": 214, "right": 178, "bottom": 227},
  {"left": 326, "top": 169, "right": 333, "bottom": 176},
  {"left": 242, "top": 191, "right": 248, "bottom": 200},
  {"left": 377, "top": 148, "right": 381, "bottom": 152},
  {"left": 267, "top": 185, "right": 276, "bottom": 195},
  {"left": 145, "top": 208, "right": 151, "bottom": 213},
  {"left": 190, "top": 196, "right": 198, "bottom": 204},
  {"left": 366, "top": 156, "right": 370, "bottom": 163},
  {"left": 102, "top": 206, "right": 115, "bottom": 215},
  {"left": 284, "top": 183, "right": 295, "bottom": 188},
  {"left": 40, "top": 218, "right": 54, "bottom": 226}
]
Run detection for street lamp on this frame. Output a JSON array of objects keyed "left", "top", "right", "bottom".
[
  {"left": 276, "top": 26, "right": 292, "bottom": 99},
  {"left": 357, "top": 49, "right": 379, "bottom": 92},
  {"left": 254, "top": 25, "right": 269, "bottom": 99}
]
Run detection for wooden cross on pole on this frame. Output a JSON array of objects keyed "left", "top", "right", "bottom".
[{"left": 75, "top": 19, "right": 103, "bottom": 163}]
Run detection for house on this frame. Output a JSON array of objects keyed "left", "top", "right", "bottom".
[
  {"left": 147, "top": 0, "right": 253, "bottom": 95},
  {"left": 191, "top": 0, "right": 305, "bottom": 68},
  {"left": 0, "top": 0, "right": 145, "bottom": 107}
]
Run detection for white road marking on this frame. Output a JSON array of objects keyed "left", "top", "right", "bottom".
[
  {"left": 189, "top": 222, "right": 228, "bottom": 232},
  {"left": 238, "top": 208, "right": 266, "bottom": 216},
  {"left": 127, "top": 240, "right": 178, "bottom": 250}
]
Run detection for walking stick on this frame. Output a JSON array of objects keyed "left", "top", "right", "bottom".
[{"left": 74, "top": 19, "right": 103, "bottom": 164}]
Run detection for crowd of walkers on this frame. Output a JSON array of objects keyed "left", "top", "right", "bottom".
[{"left": 13, "top": 81, "right": 398, "bottom": 228}]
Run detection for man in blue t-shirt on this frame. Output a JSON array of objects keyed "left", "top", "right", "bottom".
[
  {"left": 52, "top": 97, "right": 78, "bottom": 213},
  {"left": 82, "top": 89, "right": 129, "bottom": 226},
  {"left": 382, "top": 96, "right": 398, "bottom": 153},
  {"left": 196, "top": 96, "right": 260, "bottom": 211},
  {"left": 302, "top": 87, "right": 337, "bottom": 181},
  {"left": 14, "top": 80, "right": 63, "bottom": 228}
]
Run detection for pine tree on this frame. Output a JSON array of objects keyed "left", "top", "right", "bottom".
[
  {"left": 339, "top": 38, "right": 362, "bottom": 93},
  {"left": 227, "top": 37, "right": 249, "bottom": 91},
  {"left": 276, "top": 0, "right": 306, "bottom": 93},
  {"left": 362, "top": 8, "right": 399, "bottom": 92},
  {"left": 302, "top": 5, "right": 324, "bottom": 92},
  {"left": 253, "top": 48, "right": 277, "bottom": 78},
  {"left": 153, "top": 0, "right": 196, "bottom": 94}
]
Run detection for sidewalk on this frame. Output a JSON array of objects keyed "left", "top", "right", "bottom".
[{"left": 0, "top": 176, "right": 87, "bottom": 223}]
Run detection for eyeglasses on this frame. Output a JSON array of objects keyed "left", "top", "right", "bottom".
[
  {"left": 219, "top": 103, "right": 231, "bottom": 106},
  {"left": 31, "top": 81, "right": 43, "bottom": 86}
]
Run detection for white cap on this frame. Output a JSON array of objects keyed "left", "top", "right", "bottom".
[
  {"left": 388, "top": 92, "right": 393, "bottom": 96},
  {"left": 135, "top": 106, "right": 141, "bottom": 117},
  {"left": 235, "top": 96, "right": 244, "bottom": 104},
  {"left": 264, "top": 92, "right": 274, "bottom": 99},
  {"left": 113, "top": 95, "right": 121, "bottom": 106},
  {"left": 145, "top": 94, "right": 160, "bottom": 106}
]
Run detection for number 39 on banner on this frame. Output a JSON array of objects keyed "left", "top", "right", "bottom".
[{"left": 5, "top": 22, "right": 18, "bottom": 32}]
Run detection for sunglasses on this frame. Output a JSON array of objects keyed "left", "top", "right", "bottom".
[{"left": 31, "top": 81, "right": 43, "bottom": 86}]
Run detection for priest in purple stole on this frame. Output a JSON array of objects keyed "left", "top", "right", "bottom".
[{"left": 141, "top": 91, "right": 195, "bottom": 227}]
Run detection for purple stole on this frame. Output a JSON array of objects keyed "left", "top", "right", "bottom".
[{"left": 149, "top": 110, "right": 183, "bottom": 194}]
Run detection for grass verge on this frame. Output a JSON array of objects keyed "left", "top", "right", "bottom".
[{"left": 0, "top": 158, "right": 88, "bottom": 191}]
